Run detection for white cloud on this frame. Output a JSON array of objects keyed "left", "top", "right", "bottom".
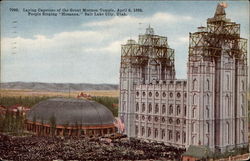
[
  {"left": 85, "top": 12, "right": 193, "bottom": 27},
  {"left": 1, "top": 12, "right": 195, "bottom": 83}
]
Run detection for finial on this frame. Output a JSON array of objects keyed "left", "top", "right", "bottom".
[
  {"left": 145, "top": 24, "right": 154, "bottom": 35},
  {"left": 214, "top": 2, "right": 227, "bottom": 17}
]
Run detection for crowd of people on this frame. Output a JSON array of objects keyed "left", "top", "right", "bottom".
[{"left": 0, "top": 133, "right": 185, "bottom": 160}]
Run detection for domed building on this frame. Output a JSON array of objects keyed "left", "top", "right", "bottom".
[{"left": 25, "top": 98, "right": 116, "bottom": 136}]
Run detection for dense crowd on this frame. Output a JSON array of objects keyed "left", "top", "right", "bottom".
[{"left": 0, "top": 133, "right": 185, "bottom": 161}]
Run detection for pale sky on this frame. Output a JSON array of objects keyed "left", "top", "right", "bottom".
[{"left": 1, "top": 0, "right": 249, "bottom": 84}]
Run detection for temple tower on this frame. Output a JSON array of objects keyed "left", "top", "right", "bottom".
[
  {"left": 186, "top": 3, "right": 248, "bottom": 152},
  {"left": 119, "top": 26, "right": 175, "bottom": 137}
]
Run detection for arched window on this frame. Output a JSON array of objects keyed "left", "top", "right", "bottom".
[
  {"left": 176, "top": 105, "right": 181, "bottom": 115},
  {"left": 162, "top": 104, "right": 166, "bottom": 114},
  {"left": 136, "top": 91, "right": 140, "bottom": 97},
  {"left": 226, "top": 122, "right": 229, "bottom": 144},
  {"left": 136, "top": 103, "right": 139, "bottom": 112},
  {"left": 226, "top": 75, "right": 230, "bottom": 90},
  {"left": 161, "top": 129, "right": 165, "bottom": 139},
  {"left": 141, "top": 126, "right": 145, "bottom": 136},
  {"left": 225, "top": 95, "right": 230, "bottom": 116},
  {"left": 148, "top": 103, "right": 152, "bottom": 113},
  {"left": 184, "top": 105, "right": 187, "bottom": 116},
  {"left": 242, "top": 94, "right": 244, "bottom": 104},
  {"left": 142, "top": 103, "right": 145, "bottom": 112},
  {"left": 192, "top": 136, "right": 195, "bottom": 144},
  {"left": 154, "top": 129, "right": 158, "bottom": 138},
  {"left": 191, "top": 122, "right": 195, "bottom": 133},
  {"left": 169, "top": 105, "right": 173, "bottom": 115},
  {"left": 176, "top": 119, "right": 180, "bottom": 125},
  {"left": 241, "top": 105, "right": 244, "bottom": 116},
  {"left": 176, "top": 131, "right": 180, "bottom": 142},
  {"left": 148, "top": 128, "right": 151, "bottom": 137},
  {"left": 192, "top": 108, "right": 196, "bottom": 118},
  {"left": 192, "top": 94, "right": 196, "bottom": 105},
  {"left": 206, "top": 122, "right": 210, "bottom": 133},
  {"left": 241, "top": 131, "right": 244, "bottom": 142},
  {"left": 154, "top": 116, "right": 158, "bottom": 122},
  {"left": 207, "top": 79, "right": 210, "bottom": 90},
  {"left": 168, "top": 130, "right": 173, "bottom": 140},
  {"left": 161, "top": 117, "right": 165, "bottom": 123},
  {"left": 183, "top": 132, "right": 186, "bottom": 143},
  {"left": 241, "top": 119, "right": 244, "bottom": 130},
  {"left": 155, "top": 92, "right": 159, "bottom": 97},
  {"left": 206, "top": 107, "right": 209, "bottom": 118},
  {"left": 155, "top": 104, "right": 159, "bottom": 113},
  {"left": 148, "top": 116, "right": 151, "bottom": 122},
  {"left": 169, "top": 118, "right": 173, "bottom": 124},
  {"left": 241, "top": 80, "right": 244, "bottom": 91},
  {"left": 162, "top": 92, "right": 166, "bottom": 97},
  {"left": 149, "top": 92, "right": 152, "bottom": 97},
  {"left": 207, "top": 94, "right": 210, "bottom": 105},
  {"left": 206, "top": 136, "right": 209, "bottom": 146},
  {"left": 135, "top": 125, "right": 138, "bottom": 135},
  {"left": 192, "top": 79, "right": 197, "bottom": 90}
]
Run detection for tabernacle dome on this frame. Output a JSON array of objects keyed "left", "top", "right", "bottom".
[{"left": 25, "top": 98, "right": 116, "bottom": 136}]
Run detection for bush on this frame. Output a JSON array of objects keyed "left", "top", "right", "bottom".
[{"left": 92, "top": 96, "right": 118, "bottom": 117}]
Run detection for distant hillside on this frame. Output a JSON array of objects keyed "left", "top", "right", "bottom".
[{"left": 0, "top": 82, "right": 118, "bottom": 92}]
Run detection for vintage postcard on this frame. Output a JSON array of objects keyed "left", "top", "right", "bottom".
[{"left": 0, "top": 0, "right": 249, "bottom": 160}]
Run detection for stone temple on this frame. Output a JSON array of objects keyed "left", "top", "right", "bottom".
[{"left": 119, "top": 3, "right": 248, "bottom": 152}]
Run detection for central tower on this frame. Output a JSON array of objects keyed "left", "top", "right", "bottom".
[
  {"left": 186, "top": 3, "right": 248, "bottom": 152},
  {"left": 119, "top": 26, "right": 175, "bottom": 137}
]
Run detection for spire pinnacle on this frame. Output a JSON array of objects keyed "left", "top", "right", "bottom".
[{"left": 145, "top": 24, "right": 154, "bottom": 35}]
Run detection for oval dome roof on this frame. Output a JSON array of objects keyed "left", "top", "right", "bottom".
[{"left": 26, "top": 98, "right": 115, "bottom": 126}]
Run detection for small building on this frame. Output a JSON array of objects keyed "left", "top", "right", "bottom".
[
  {"left": 25, "top": 98, "right": 116, "bottom": 136},
  {"left": 182, "top": 145, "right": 213, "bottom": 161}
]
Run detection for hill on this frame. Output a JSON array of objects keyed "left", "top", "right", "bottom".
[{"left": 0, "top": 82, "right": 118, "bottom": 92}]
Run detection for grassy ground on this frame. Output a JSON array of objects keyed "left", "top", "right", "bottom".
[{"left": 0, "top": 89, "right": 119, "bottom": 98}]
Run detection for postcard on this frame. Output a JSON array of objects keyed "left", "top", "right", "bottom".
[{"left": 0, "top": 0, "right": 249, "bottom": 160}]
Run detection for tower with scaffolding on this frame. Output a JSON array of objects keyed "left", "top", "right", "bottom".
[
  {"left": 119, "top": 3, "right": 248, "bottom": 152},
  {"left": 187, "top": 3, "right": 248, "bottom": 151}
]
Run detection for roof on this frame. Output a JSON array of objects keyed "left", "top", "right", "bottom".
[
  {"left": 26, "top": 98, "right": 115, "bottom": 126},
  {"left": 182, "top": 145, "right": 213, "bottom": 159}
]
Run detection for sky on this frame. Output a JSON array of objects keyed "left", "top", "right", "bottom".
[{"left": 1, "top": 0, "right": 249, "bottom": 84}]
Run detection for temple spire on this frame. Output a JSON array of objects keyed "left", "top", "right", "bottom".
[{"left": 145, "top": 24, "right": 154, "bottom": 35}]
